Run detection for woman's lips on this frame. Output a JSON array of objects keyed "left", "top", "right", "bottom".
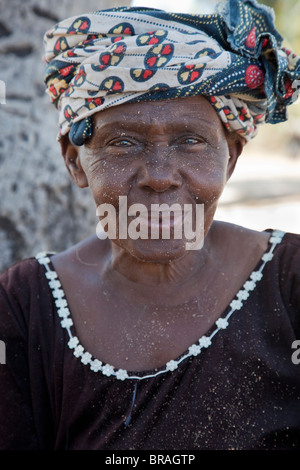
[{"left": 133, "top": 208, "right": 191, "bottom": 231}]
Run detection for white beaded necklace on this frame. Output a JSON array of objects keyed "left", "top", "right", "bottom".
[{"left": 36, "top": 229, "right": 285, "bottom": 381}]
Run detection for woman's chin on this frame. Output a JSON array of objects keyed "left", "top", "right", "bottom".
[{"left": 113, "top": 237, "right": 191, "bottom": 264}]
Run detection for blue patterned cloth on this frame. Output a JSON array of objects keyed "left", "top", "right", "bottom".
[{"left": 43, "top": 0, "right": 300, "bottom": 145}]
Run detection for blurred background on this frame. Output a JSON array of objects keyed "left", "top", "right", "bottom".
[{"left": 0, "top": 0, "right": 299, "bottom": 273}]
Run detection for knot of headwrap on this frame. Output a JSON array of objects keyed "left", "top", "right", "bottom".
[{"left": 43, "top": 0, "right": 300, "bottom": 145}]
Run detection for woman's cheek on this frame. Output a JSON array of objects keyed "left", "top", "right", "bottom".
[
  {"left": 88, "top": 169, "right": 131, "bottom": 208},
  {"left": 186, "top": 164, "right": 227, "bottom": 203}
]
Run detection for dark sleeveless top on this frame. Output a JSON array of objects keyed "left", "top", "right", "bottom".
[{"left": 0, "top": 230, "right": 299, "bottom": 450}]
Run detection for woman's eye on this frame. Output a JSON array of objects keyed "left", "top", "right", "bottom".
[
  {"left": 110, "top": 139, "right": 133, "bottom": 147},
  {"left": 181, "top": 137, "right": 204, "bottom": 145}
]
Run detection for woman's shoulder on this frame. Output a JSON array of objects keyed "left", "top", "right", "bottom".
[
  {"left": 272, "top": 230, "right": 300, "bottom": 280},
  {"left": 0, "top": 256, "right": 51, "bottom": 338},
  {"left": 280, "top": 230, "right": 300, "bottom": 248},
  {"left": 214, "top": 220, "right": 300, "bottom": 249},
  {"left": 267, "top": 229, "right": 300, "bottom": 270},
  {"left": 0, "top": 256, "right": 43, "bottom": 291},
  {"left": 211, "top": 221, "right": 272, "bottom": 258},
  {"left": 0, "top": 254, "right": 55, "bottom": 315},
  {"left": 50, "top": 235, "right": 108, "bottom": 279},
  {"left": 212, "top": 222, "right": 300, "bottom": 282}
]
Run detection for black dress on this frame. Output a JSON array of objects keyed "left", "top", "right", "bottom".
[{"left": 0, "top": 229, "right": 299, "bottom": 450}]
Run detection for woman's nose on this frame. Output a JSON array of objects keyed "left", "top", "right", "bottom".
[{"left": 136, "top": 149, "right": 182, "bottom": 192}]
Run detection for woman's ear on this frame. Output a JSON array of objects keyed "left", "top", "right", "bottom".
[
  {"left": 226, "top": 133, "right": 245, "bottom": 181},
  {"left": 59, "top": 135, "right": 88, "bottom": 188}
]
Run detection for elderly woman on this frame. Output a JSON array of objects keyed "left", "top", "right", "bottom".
[{"left": 0, "top": 0, "right": 299, "bottom": 451}]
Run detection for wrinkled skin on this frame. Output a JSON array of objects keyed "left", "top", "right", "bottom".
[
  {"left": 53, "top": 96, "right": 270, "bottom": 371},
  {"left": 69, "top": 96, "right": 238, "bottom": 263}
]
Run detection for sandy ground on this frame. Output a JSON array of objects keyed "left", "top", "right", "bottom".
[{"left": 215, "top": 131, "right": 300, "bottom": 235}]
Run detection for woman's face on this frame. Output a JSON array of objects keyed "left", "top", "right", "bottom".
[{"left": 66, "top": 95, "right": 241, "bottom": 262}]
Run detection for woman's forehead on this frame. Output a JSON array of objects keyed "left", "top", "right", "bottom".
[{"left": 92, "top": 95, "right": 221, "bottom": 130}]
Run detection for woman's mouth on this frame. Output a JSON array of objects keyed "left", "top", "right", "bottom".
[{"left": 134, "top": 206, "right": 192, "bottom": 236}]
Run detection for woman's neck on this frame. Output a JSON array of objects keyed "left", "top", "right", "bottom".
[
  {"left": 108, "top": 244, "right": 208, "bottom": 285},
  {"left": 98, "top": 227, "right": 217, "bottom": 309}
]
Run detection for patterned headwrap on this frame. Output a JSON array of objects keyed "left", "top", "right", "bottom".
[{"left": 43, "top": 0, "right": 300, "bottom": 145}]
